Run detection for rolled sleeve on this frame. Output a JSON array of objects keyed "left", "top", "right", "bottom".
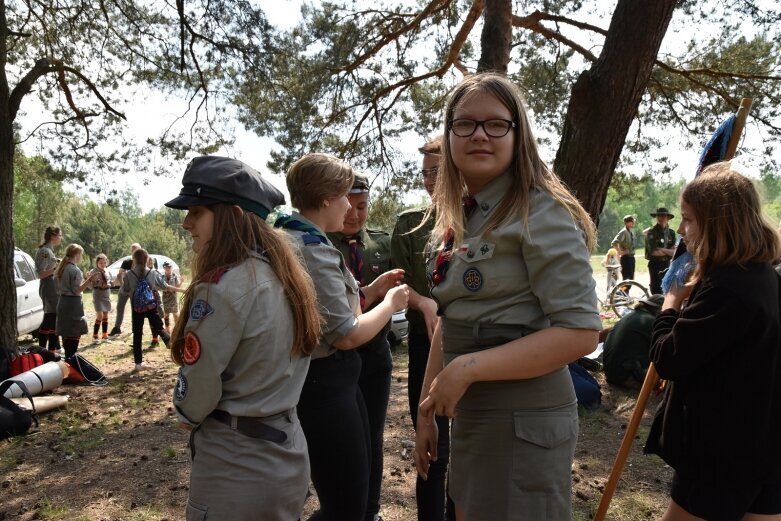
[{"left": 522, "top": 193, "right": 601, "bottom": 331}]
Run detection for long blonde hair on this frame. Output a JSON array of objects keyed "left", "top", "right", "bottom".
[
  {"left": 55, "top": 244, "right": 83, "bottom": 279},
  {"left": 171, "top": 204, "right": 321, "bottom": 364},
  {"left": 427, "top": 73, "right": 595, "bottom": 251},
  {"left": 682, "top": 162, "right": 781, "bottom": 284}
]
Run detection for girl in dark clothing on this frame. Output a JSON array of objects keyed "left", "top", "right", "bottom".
[{"left": 645, "top": 163, "right": 781, "bottom": 521}]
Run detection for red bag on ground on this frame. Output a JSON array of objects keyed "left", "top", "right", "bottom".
[{"left": 9, "top": 353, "right": 44, "bottom": 377}]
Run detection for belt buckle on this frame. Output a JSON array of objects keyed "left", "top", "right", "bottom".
[{"left": 230, "top": 415, "right": 239, "bottom": 429}]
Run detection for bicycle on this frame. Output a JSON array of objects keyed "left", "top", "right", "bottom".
[{"left": 607, "top": 278, "right": 650, "bottom": 317}]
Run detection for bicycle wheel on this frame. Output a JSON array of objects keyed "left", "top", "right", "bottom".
[{"left": 609, "top": 280, "right": 650, "bottom": 317}]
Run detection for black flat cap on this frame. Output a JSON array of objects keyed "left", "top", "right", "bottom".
[
  {"left": 165, "top": 156, "right": 285, "bottom": 218},
  {"left": 349, "top": 173, "right": 370, "bottom": 194},
  {"left": 650, "top": 207, "right": 674, "bottom": 218}
]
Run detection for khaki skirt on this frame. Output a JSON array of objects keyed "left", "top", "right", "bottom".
[{"left": 442, "top": 319, "right": 578, "bottom": 520}]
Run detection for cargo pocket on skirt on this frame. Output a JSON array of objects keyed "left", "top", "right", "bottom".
[{"left": 509, "top": 410, "right": 578, "bottom": 520}]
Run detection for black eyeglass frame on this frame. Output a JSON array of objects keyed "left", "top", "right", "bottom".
[{"left": 448, "top": 118, "right": 516, "bottom": 138}]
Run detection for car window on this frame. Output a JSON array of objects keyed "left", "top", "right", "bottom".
[{"left": 15, "top": 255, "right": 36, "bottom": 282}]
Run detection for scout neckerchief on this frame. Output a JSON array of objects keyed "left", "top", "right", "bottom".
[
  {"left": 429, "top": 196, "right": 477, "bottom": 288},
  {"left": 274, "top": 213, "right": 329, "bottom": 244},
  {"left": 341, "top": 234, "right": 364, "bottom": 286}
]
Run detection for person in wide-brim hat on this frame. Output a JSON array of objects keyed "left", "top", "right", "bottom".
[{"left": 650, "top": 207, "right": 675, "bottom": 218}]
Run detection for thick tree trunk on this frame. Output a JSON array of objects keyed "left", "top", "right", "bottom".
[
  {"left": 477, "top": 0, "right": 511, "bottom": 74},
  {"left": 554, "top": 0, "right": 677, "bottom": 224},
  {"left": 0, "top": 1, "right": 18, "bottom": 355}
]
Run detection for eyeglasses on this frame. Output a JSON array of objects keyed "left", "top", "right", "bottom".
[
  {"left": 448, "top": 119, "right": 516, "bottom": 138},
  {"left": 422, "top": 166, "right": 438, "bottom": 179}
]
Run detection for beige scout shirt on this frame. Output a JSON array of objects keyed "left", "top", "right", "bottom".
[
  {"left": 430, "top": 172, "right": 601, "bottom": 332},
  {"left": 173, "top": 254, "right": 310, "bottom": 425},
  {"left": 284, "top": 212, "right": 360, "bottom": 360}
]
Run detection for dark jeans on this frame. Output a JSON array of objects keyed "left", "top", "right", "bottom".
[
  {"left": 131, "top": 310, "right": 166, "bottom": 364},
  {"left": 298, "top": 351, "right": 370, "bottom": 521},
  {"left": 648, "top": 259, "right": 670, "bottom": 295},
  {"left": 407, "top": 331, "right": 454, "bottom": 521},
  {"left": 357, "top": 337, "right": 393, "bottom": 520},
  {"left": 620, "top": 254, "right": 636, "bottom": 280}
]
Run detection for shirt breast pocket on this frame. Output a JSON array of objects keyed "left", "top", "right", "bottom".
[
  {"left": 451, "top": 240, "right": 496, "bottom": 294},
  {"left": 368, "top": 251, "right": 391, "bottom": 275}
]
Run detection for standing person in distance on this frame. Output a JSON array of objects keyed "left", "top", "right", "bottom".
[
  {"left": 165, "top": 156, "right": 321, "bottom": 520},
  {"left": 161, "top": 261, "right": 182, "bottom": 333},
  {"left": 276, "top": 153, "right": 409, "bottom": 521},
  {"left": 645, "top": 164, "right": 781, "bottom": 521},
  {"left": 413, "top": 73, "right": 601, "bottom": 520},
  {"left": 391, "top": 135, "right": 454, "bottom": 521},
  {"left": 55, "top": 244, "right": 96, "bottom": 358},
  {"left": 35, "top": 226, "right": 63, "bottom": 353},
  {"left": 644, "top": 207, "right": 676, "bottom": 295},
  {"left": 612, "top": 215, "right": 637, "bottom": 281},
  {"left": 90, "top": 253, "right": 113, "bottom": 343},
  {"left": 327, "top": 173, "right": 394, "bottom": 521},
  {"left": 109, "top": 243, "right": 142, "bottom": 337}
]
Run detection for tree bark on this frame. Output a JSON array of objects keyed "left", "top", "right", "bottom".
[
  {"left": 0, "top": 1, "right": 19, "bottom": 355},
  {"left": 554, "top": 0, "right": 678, "bottom": 224},
  {"left": 477, "top": 0, "right": 511, "bottom": 74}
]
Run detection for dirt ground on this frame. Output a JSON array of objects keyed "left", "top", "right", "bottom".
[{"left": 1, "top": 293, "right": 672, "bottom": 521}]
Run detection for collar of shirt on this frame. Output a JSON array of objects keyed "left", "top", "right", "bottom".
[
  {"left": 330, "top": 228, "right": 365, "bottom": 246},
  {"left": 472, "top": 171, "right": 514, "bottom": 218},
  {"left": 291, "top": 211, "right": 334, "bottom": 247}
]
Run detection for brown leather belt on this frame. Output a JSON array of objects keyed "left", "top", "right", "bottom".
[{"left": 208, "top": 409, "right": 288, "bottom": 443}]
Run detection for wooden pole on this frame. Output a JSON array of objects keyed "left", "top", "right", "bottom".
[{"left": 593, "top": 98, "right": 752, "bottom": 521}]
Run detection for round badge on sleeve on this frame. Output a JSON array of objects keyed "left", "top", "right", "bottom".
[
  {"left": 463, "top": 268, "right": 483, "bottom": 292},
  {"left": 182, "top": 332, "right": 202, "bottom": 365}
]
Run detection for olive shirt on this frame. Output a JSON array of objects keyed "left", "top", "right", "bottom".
[
  {"left": 429, "top": 172, "right": 601, "bottom": 333},
  {"left": 173, "top": 254, "right": 310, "bottom": 425},
  {"left": 390, "top": 206, "right": 433, "bottom": 334},
  {"left": 284, "top": 212, "right": 360, "bottom": 360},
  {"left": 611, "top": 226, "right": 636, "bottom": 254},
  {"left": 35, "top": 243, "right": 59, "bottom": 313},
  {"left": 644, "top": 223, "right": 676, "bottom": 261},
  {"left": 328, "top": 227, "right": 392, "bottom": 339}
]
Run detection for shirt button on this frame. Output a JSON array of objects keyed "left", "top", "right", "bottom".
[
  {"left": 467, "top": 251, "right": 475, "bottom": 258},
  {"left": 480, "top": 203, "right": 489, "bottom": 211}
]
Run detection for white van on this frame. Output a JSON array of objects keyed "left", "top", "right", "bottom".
[{"left": 14, "top": 247, "right": 44, "bottom": 336}]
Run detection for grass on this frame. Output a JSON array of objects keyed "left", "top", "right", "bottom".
[
  {"left": 126, "top": 504, "right": 165, "bottom": 521},
  {"left": 37, "top": 498, "right": 71, "bottom": 520}
]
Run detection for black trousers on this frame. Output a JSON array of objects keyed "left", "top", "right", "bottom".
[
  {"left": 131, "top": 310, "right": 166, "bottom": 364},
  {"left": 357, "top": 336, "right": 393, "bottom": 520},
  {"left": 38, "top": 312, "right": 60, "bottom": 350},
  {"left": 620, "top": 254, "right": 636, "bottom": 280},
  {"left": 648, "top": 259, "right": 670, "bottom": 295},
  {"left": 298, "top": 351, "right": 370, "bottom": 521},
  {"left": 407, "top": 331, "right": 454, "bottom": 521}
]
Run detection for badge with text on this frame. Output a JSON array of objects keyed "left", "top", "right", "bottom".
[
  {"left": 190, "top": 299, "right": 214, "bottom": 321},
  {"left": 175, "top": 371, "right": 188, "bottom": 400},
  {"left": 463, "top": 268, "right": 483, "bottom": 292},
  {"left": 182, "top": 332, "right": 202, "bottom": 365}
]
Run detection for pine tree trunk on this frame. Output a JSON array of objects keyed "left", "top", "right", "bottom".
[
  {"left": 477, "top": 0, "right": 511, "bottom": 74},
  {"left": 554, "top": 0, "right": 678, "bottom": 224}
]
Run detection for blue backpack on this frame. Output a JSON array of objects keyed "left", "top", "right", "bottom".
[{"left": 131, "top": 271, "right": 157, "bottom": 313}]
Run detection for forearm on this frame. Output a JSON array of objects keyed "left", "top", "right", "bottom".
[
  {"left": 407, "top": 287, "right": 430, "bottom": 311},
  {"left": 418, "top": 320, "right": 444, "bottom": 404},
  {"left": 38, "top": 267, "right": 56, "bottom": 279},
  {"left": 456, "top": 327, "right": 597, "bottom": 383},
  {"left": 332, "top": 300, "right": 394, "bottom": 349}
]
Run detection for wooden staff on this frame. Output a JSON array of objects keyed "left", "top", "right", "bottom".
[{"left": 593, "top": 97, "right": 752, "bottom": 521}]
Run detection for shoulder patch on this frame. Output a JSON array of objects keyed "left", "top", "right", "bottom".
[
  {"left": 303, "top": 233, "right": 325, "bottom": 246},
  {"left": 190, "top": 299, "right": 214, "bottom": 321},
  {"left": 175, "top": 371, "right": 188, "bottom": 400},
  {"left": 182, "top": 332, "right": 202, "bottom": 365},
  {"left": 199, "top": 266, "right": 230, "bottom": 283}
]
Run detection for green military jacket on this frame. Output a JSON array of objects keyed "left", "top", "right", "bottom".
[
  {"left": 611, "top": 226, "right": 636, "bottom": 254},
  {"left": 644, "top": 224, "right": 676, "bottom": 261},
  {"left": 328, "top": 227, "right": 392, "bottom": 338},
  {"left": 390, "top": 206, "right": 434, "bottom": 334}
]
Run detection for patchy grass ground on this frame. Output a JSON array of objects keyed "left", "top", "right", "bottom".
[{"left": 2, "top": 280, "right": 672, "bottom": 521}]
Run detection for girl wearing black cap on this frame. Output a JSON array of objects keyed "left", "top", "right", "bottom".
[
  {"left": 165, "top": 156, "right": 322, "bottom": 521},
  {"left": 277, "top": 152, "right": 409, "bottom": 521}
]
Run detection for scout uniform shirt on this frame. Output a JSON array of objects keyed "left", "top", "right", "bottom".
[
  {"left": 328, "top": 227, "right": 392, "bottom": 339},
  {"left": 645, "top": 224, "right": 676, "bottom": 261},
  {"left": 611, "top": 225, "right": 636, "bottom": 255},
  {"left": 283, "top": 212, "right": 360, "bottom": 360},
  {"left": 35, "top": 243, "right": 59, "bottom": 313},
  {"left": 173, "top": 254, "right": 310, "bottom": 425},
  {"left": 391, "top": 206, "right": 434, "bottom": 334},
  {"left": 429, "top": 171, "right": 601, "bottom": 333}
]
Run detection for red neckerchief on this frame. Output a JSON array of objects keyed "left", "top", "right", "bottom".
[{"left": 428, "top": 196, "right": 478, "bottom": 288}]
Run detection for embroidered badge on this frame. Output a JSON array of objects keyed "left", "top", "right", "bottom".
[
  {"left": 463, "top": 268, "right": 483, "bottom": 292},
  {"left": 175, "top": 371, "right": 188, "bottom": 400},
  {"left": 182, "top": 332, "right": 202, "bottom": 365},
  {"left": 480, "top": 244, "right": 490, "bottom": 255},
  {"left": 374, "top": 251, "right": 382, "bottom": 259},
  {"left": 190, "top": 299, "right": 214, "bottom": 321},
  {"left": 371, "top": 264, "right": 381, "bottom": 273}
]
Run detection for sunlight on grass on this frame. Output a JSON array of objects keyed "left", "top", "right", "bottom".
[
  {"left": 126, "top": 504, "right": 164, "bottom": 521},
  {"left": 38, "top": 498, "right": 71, "bottom": 520}
]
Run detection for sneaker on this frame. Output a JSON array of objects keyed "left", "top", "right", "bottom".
[
  {"left": 109, "top": 327, "right": 122, "bottom": 337},
  {"left": 132, "top": 363, "right": 148, "bottom": 373},
  {"left": 101, "top": 334, "right": 109, "bottom": 342},
  {"left": 148, "top": 341, "right": 159, "bottom": 350},
  {"left": 92, "top": 336, "right": 99, "bottom": 344}
]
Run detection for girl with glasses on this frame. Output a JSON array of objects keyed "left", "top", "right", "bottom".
[{"left": 413, "top": 73, "right": 601, "bottom": 520}]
